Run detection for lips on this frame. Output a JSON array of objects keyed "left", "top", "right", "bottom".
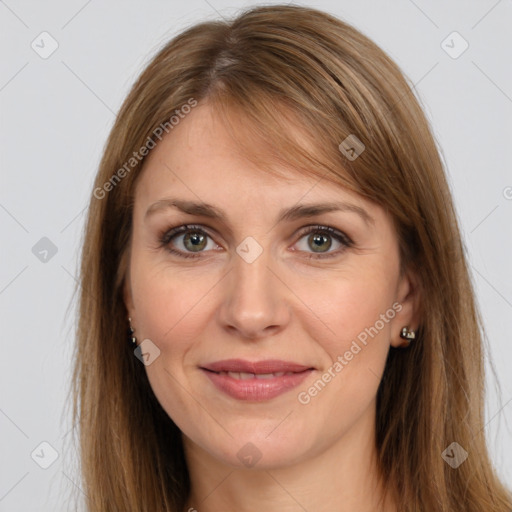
[
  {"left": 200, "top": 359, "right": 314, "bottom": 401},
  {"left": 201, "top": 359, "right": 313, "bottom": 374},
  {"left": 214, "top": 371, "right": 296, "bottom": 380}
]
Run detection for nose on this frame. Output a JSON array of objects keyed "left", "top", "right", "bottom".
[{"left": 217, "top": 244, "right": 291, "bottom": 340}]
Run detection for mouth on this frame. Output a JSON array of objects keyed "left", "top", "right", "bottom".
[{"left": 200, "top": 359, "right": 315, "bottom": 401}]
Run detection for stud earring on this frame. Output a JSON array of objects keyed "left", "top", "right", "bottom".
[
  {"left": 128, "top": 317, "right": 137, "bottom": 345},
  {"left": 399, "top": 326, "right": 416, "bottom": 347}
]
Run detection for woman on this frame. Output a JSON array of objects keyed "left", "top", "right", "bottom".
[{"left": 71, "top": 4, "right": 512, "bottom": 511}]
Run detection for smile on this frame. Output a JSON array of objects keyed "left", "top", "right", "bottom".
[{"left": 200, "top": 359, "right": 315, "bottom": 401}]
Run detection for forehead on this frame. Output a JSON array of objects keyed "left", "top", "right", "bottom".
[{"left": 134, "top": 102, "right": 381, "bottom": 223}]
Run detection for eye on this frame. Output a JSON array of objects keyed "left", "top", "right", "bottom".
[
  {"left": 159, "top": 224, "right": 219, "bottom": 259},
  {"left": 159, "top": 224, "right": 353, "bottom": 259},
  {"left": 293, "top": 225, "right": 353, "bottom": 259}
]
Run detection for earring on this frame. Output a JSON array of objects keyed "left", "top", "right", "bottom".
[
  {"left": 128, "top": 317, "right": 137, "bottom": 345},
  {"left": 399, "top": 326, "right": 416, "bottom": 347}
]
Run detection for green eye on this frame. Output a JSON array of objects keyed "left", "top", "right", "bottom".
[
  {"left": 308, "top": 232, "right": 332, "bottom": 252},
  {"left": 294, "top": 225, "right": 352, "bottom": 259},
  {"left": 160, "top": 224, "right": 353, "bottom": 260},
  {"left": 160, "top": 224, "right": 215, "bottom": 259},
  {"left": 182, "top": 231, "right": 208, "bottom": 252}
]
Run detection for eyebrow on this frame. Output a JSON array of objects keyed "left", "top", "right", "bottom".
[{"left": 145, "top": 198, "right": 375, "bottom": 227}]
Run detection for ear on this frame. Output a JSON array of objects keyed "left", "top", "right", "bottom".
[
  {"left": 390, "top": 266, "right": 421, "bottom": 348},
  {"left": 121, "top": 250, "right": 135, "bottom": 322},
  {"left": 123, "top": 277, "right": 135, "bottom": 319}
]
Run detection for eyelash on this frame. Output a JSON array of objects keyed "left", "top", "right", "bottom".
[{"left": 158, "top": 224, "right": 354, "bottom": 260}]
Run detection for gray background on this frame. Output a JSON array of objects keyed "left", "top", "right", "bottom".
[{"left": 1, "top": 0, "right": 511, "bottom": 510}]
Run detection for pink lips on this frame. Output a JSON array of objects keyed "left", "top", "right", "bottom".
[{"left": 200, "top": 359, "right": 314, "bottom": 401}]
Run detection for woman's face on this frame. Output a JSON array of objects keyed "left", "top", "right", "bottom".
[{"left": 124, "top": 101, "right": 418, "bottom": 469}]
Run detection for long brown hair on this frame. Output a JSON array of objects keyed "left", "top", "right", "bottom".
[{"left": 70, "top": 4, "right": 512, "bottom": 510}]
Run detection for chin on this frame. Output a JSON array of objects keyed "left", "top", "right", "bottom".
[{"left": 198, "top": 421, "right": 317, "bottom": 470}]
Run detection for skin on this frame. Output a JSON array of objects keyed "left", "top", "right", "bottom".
[{"left": 124, "top": 101, "right": 420, "bottom": 512}]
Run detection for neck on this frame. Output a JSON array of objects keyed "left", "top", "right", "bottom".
[{"left": 182, "top": 402, "right": 397, "bottom": 512}]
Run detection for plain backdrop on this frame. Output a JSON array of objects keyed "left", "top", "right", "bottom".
[{"left": 1, "top": 0, "right": 511, "bottom": 510}]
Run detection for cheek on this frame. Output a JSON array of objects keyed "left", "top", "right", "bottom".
[
  {"left": 129, "top": 258, "right": 218, "bottom": 433},
  {"left": 130, "top": 252, "right": 217, "bottom": 344},
  {"left": 292, "top": 268, "right": 396, "bottom": 410},
  {"left": 296, "top": 266, "right": 396, "bottom": 356}
]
